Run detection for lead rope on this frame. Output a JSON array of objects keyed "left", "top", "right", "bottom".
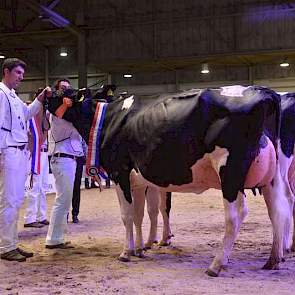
[{"left": 42, "top": 90, "right": 51, "bottom": 133}]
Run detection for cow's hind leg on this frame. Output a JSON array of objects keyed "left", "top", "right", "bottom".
[
  {"left": 158, "top": 192, "right": 173, "bottom": 246},
  {"left": 278, "top": 153, "right": 294, "bottom": 253},
  {"left": 132, "top": 187, "right": 146, "bottom": 257},
  {"left": 262, "top": 178, "right": 290, "bottom": 270},
  {"left": 115, "top": 185, "right": 135, "bottom": 262},
  {"left": 207, "top": 192, "right": 248, "bottom": 277},
  {"left": 145, "top": 186, "right": 160, "bottom": 249}
]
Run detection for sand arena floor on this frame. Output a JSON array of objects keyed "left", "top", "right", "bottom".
[{"left": 0, "top": 187, "right": 295, "bottom": 295}]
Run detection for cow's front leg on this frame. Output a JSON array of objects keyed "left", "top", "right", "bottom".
[
  {"left": 132, "top": 187, "right": 146, "bottom": 257},
  {"left": 158, "top": 192, "right": 173, "bottom": 246},
  {"left": 145, "top": 186, "right": 160, "bottom": 249},
  {"left": 207, "top": 192, "right": 247, "bottom": 277},
  {"left": 262, "top": 175, "right": 290, "bottom": 269},
  {"left": 115, "top": 185, "right": 135, "bottom": 262}
]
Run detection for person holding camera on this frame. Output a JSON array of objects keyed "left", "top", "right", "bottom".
[{"left": 45, "top": 79, "right": 84, "bottom": 249}]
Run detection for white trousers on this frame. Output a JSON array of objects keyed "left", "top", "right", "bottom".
[
  {"left": 45, "top": 157, "right": 76, "bottom": 246},
  {"left": 0, "top": 147, "right": 27, "bottom": 254},
  {"left": 24, "top": 151, "right": 49, "bottom": 224}
]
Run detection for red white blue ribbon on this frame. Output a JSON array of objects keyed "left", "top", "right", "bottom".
[
  {"left": 29, "top": 117, "right": 41, "bottom": 175},
  {"left": 86, "top": 102, "right": 109, "bottom": 179}
]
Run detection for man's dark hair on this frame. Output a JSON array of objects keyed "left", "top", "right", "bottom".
[
  {"left": 54, "top": 78, "right": 71, "bottom": 90},
  {"left": 2, "top": 58, "right": 26, "bottom": 75}
]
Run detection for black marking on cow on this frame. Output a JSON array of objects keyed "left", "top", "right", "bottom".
[
  {"left": 166, "top": 192, "right": 172, "bottom": 218},
  {"left": 280, "top": 93, "right": 295, "bottom": 158}
]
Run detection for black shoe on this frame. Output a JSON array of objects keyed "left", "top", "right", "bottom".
[
  {"left": 24, "top": 222, "right": 44, "bottom": 228},
  {"left": 105, "top": 179, "right": 111, "bottom": 188},
  {"left": 39, "top": 219, "right": 49, "bottom": 225},
  {"left": 72, "top": 216, "right": 79, "bottom": 223},
  {"left": 45, "top": 242, "right": 74, "bottom": 249},
  {"left": 17, "top": 247, "right": 34, "bottom": 258},
  {"left": 1, "top": 249, "right": 26, "bottom": 262},
  {"left": 85, "top": 178, "right": 91, "bottom": 189}
]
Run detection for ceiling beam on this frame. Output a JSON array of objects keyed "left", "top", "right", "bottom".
[{"left": 25, "top": 0, "right": 82, "bottom": 36}]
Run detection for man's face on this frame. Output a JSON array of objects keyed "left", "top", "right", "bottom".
[
  {"left": 58, "top": 81, "right": 71, "bottom": 91},
  {"left": 3, "top": 65, "right": 25, "bottom": 90}
]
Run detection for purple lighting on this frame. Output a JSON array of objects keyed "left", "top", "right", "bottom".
[{"left": 247, "top": 4, "right": 295, "bottom": 21}]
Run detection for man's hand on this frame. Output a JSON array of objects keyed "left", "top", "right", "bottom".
[{"left": 37, "top": 86, "right": 52, "bottom": 103}]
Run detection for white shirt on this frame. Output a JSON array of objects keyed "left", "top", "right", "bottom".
[
  {"left": 48, "top": 114, "right": 83, "bottom": 157},
  {"left": 0, "top": 82, "right": 42, "bottom": 150}
]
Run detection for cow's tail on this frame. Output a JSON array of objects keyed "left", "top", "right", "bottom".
[
  {"left": 260, "top": 88, "right": 281, "bottom": 159},
  {"left": 274, "top": 93, "right": 281, "bottom": 159}
]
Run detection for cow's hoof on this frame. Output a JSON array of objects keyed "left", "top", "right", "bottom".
[
  {"left": 118, "top": 255, "right": 130, "bottom": 262},
  {"left": 135, "top": 249, "right": 146, "bottom": 258},
  {"left": 118, "top": 250, "right": 134, "bottom": 262},
  {"left": 205, "top": 269, "right": 219, "bottom": 277},
  {"left": 144, "top": 241, "right": 157, "bottom": 250},
  {"left": 262, "top": 260, "right": 280, "bottom": 270},
  {"left": 158, "top": 240, "right": 171, "bottom": 247},
  {"left": 129, "top": 250, "right": 136, "bottom": 256},
  {"left": 284, "top": 248, "right": 291, "bottom": 255}
]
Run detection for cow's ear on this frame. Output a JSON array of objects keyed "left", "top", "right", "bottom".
[{"left": 107, "top": 89, "right": 114, "bottom": 96}]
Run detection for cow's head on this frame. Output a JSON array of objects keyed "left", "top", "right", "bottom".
[{"left": 45, "top": 84, "right": 121, "bottom": 144}]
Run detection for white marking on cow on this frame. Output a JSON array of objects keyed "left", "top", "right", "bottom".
[
  {"left": 122, "top": 95, "right": 134, "bottom": 110},
  {"left": 220, "top": 85, "right": 249, "bottom": 97},
  {"left": 262, "top": 161, "right": 290, "bottom": 262},
  {"left": 277, "top": 142, "right": 295, "bottom": 251},
  {"left": 209, "top": 192, "right": 248, "bottom": 273},
  {"left": 209, "top": 146, "right": 229, "bottom": 175}
]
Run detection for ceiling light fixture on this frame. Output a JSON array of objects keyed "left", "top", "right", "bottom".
[
  {"left": 59, "top": 47, "right": 68, "bottom": 57},
  {"left": 280, "top": 58, "right": 289, "bottom": 67},
  {"left": 0, "top": 53, "right": 5, "bottom": 59},
  {"left": 201, "top": 63, "right": 210, "bottom": 74},
  {"left": 123, "top": 74, "right": 132, "bottom": 78}
]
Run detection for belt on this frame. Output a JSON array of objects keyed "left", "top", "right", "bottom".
[
  {"left": 53, "top": 153, "right": 77, "bottom": 160},
  {"left": 41, "top": 148, "right": 48, "bottom": 152},
  {"left": 8, "top": 145, "right": 26, "bottom": 151}
]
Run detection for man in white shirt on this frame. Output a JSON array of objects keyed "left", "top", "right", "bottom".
[
  {"left": 45, "top": 79, "right": 83, "bottom": 249},
  {"left": 24, "top": 99, "right": 50, "bottom": 228},
  {"left": 0, "top": 57, "right": 50, "bottom": 262}
]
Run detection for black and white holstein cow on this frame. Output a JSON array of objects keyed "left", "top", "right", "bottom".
[
  {"left": 136, "top": 91, "right": 295, "bottom": 256},
  {"left": 278, "top": 93, "right": 295, "bottom": 252},
  {"left": 46, "top": 85, "right": 289, "bottom": 277}
]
